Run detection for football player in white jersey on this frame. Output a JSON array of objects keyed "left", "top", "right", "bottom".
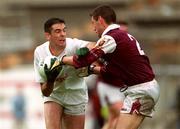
[{"left": 34, "top": 18, "right": 95, "bottom": 129}]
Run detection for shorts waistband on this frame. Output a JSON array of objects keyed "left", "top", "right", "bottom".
[
  {"left": 127, "top": 79, "right": 156, "bottom": 89},
  {"left": 120, "top": 79, "right": 156, "bottom": 92}
]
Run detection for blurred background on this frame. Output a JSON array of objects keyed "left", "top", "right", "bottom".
[{"left": 0, "top": 0, "right": 180, "bottom": 129}]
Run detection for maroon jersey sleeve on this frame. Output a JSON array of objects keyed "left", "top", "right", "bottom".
[{"left": 73, "top": 48, "right": 105, "bottom": 68}]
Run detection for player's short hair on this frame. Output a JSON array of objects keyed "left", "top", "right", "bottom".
[
  {"left": 44, "top": 18, "right": 65, "bottom": 33},
  {"left": 90, "top": 5, "right": 116, "bottom": 24}
]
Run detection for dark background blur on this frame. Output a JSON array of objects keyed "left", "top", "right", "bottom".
[{"left": 0, "top": 0, "right": 180, "bottom": 129}]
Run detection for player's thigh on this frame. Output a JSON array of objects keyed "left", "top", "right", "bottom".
[
  {"left": 44, "top": 101, "right": 63, "bottom": 129},
  {"left": 109, "top": 101, "right": 123, "bottom": 117},
  {"left": 97, "top": 81, "right": 125, "bottom": 107},
  {"left": 62, "top": 113, "right": 85, "bottom": 129},
  {"left": 104, "top": 102, "right": 123, "bottom": 129},
  {"left": 116, "top": 113, "right": 145, "bottom": 129}
]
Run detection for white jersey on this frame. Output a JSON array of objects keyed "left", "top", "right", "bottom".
[{"left": 34, "top": 38, "right": 89, "bottom": 90}]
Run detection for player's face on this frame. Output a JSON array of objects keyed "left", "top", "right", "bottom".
[
  {"left": 48, "top": 23, "right": 67, "bottom": 47},
  {"left": 91, "top": 17, "right": 104, "bottom": 38}
]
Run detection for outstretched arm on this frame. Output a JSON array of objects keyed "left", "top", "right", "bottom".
[
  {"left": 62, "top": 48, "right": 104, "bottom": 68},
  {"left": 61, "top": 35, "right": 116, "bottom": 71}
]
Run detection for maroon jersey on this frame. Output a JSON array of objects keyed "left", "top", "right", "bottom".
[
  {"left": 73, "top": 25, "right": 155, "bottom": 87},
  {"left": 99, "top": 28, "right": 155, "bottom": 87}
]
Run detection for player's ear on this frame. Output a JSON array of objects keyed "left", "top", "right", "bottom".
[
  {"left": 45, "top": 32, "right": 50, "bottom": 40},
  {"left": 99, "top": 16, "right": 106, "bottom": 27}
]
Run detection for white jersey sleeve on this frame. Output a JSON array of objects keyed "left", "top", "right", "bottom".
[
  {"left": 95, "top": 35, "right": 116, "bottom": 54},
  {"left": 73, "top": 38, "right": 89, "bottom": 48},
  {"left": 65, "top": 38, "right": 90, "bottom": 56}
]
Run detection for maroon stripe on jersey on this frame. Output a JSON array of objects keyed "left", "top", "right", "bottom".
[{"left": 73, "top": 48, "right": 105, "bottom": 68}]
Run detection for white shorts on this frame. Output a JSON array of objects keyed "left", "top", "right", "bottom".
[
  {"left": 97, "top": 81, "right": 125, "bottom": 107},
  {"left": 43, "top": 88, "right": 88, "bottom": 115},
  {"left": 121, "top": 79, "right": 160, "bottom": 117}
]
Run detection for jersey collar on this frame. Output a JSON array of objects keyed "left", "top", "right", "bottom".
[{"left": 101, "top": 24, "right": 120, "bottom": 37}]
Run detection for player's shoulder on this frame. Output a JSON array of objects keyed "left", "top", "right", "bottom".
[
  {"left": 66, "top": 37, "right": 85, "bottom": 48},
  {"left": 66, "top": 37, "right": 82, "bottom": 43},
  {"left": 65, "top": 38, "right": 79, "bottom": 53},
  {"left": 109, "top": 28, "right": 126, "bottom": 36},
  {"left": 108, "top": 29, "right": 132, "bottom": 43},
  {"left": 66, "top": 37, "right": 73, "bottom": 42},
  {"left": 34, "top": 41, "right": 49, "bottom": 57},
  {"left": 35, "top": 41, "right": 49, "bottom": 52}
]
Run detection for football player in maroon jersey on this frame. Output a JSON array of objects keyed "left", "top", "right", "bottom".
[{"left": 61, "top": 5, "right": 160, "bottom": 129}]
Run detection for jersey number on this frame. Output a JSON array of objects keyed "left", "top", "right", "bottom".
[{"left": 127, "top": 34, "right": 145, "bottom": 55}]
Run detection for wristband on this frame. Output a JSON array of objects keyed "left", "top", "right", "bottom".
[
  {"left": 59, "top": 55, "right": 66, "bottom": 65},
  {"left": 88, "top": 64, "right": 96, "bottom": 74}
]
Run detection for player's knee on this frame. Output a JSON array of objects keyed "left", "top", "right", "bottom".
[{"left": 110, "top": 102, "right": 123, "bottom": 116}]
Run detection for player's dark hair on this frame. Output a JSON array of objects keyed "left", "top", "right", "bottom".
[
  {"left": 90, "top": 5, "right": 116, "bottom": 24},
  {"left": 44, "top": 18, "right": 65, "bottom": 33}
]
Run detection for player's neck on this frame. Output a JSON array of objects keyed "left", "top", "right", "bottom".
[{"left": 49, "top": 43, "right": 65, "bottom": 56}]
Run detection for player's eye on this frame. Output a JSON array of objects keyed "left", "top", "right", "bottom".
[
  {"left": 63, "top": 27, "right": 67, "bottom": 33},
  {"left": 54, "top": 29, "right": 61, "bottom": 33}
]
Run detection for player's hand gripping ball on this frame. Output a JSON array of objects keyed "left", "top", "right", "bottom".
[
  {"left": 39, "top": 56, "right": 63, "bottom": 82},
  {"left": 44, "top": 56, "right": 61, "bottom": 70}
]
